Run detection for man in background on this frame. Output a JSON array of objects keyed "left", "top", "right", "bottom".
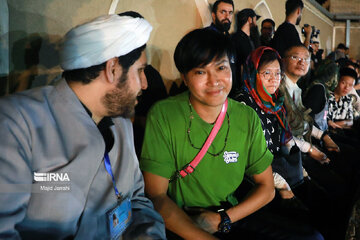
[
  {"left": 260, "top": 18, "right": 275, "bottom": 46},
  {"left": 206, "top": 0, "right": 234, "bottom": 36},
  {"left": 231, "top": 8, "right": 260, "bottom": 89},
  {"left": 327, "top": 43, "right": 347, "bottom": 62},
  {"left": 271, "top": 0, "right": 311, "bottom": 57}
]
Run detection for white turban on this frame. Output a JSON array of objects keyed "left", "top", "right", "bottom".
[{"left": 60, "top": 14, "right": 152, "bottom": 70}]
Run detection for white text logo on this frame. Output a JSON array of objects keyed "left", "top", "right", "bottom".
[
  {"left": 223, "top": 151, "right": 239, "bottom": 164},
  {"left": 34, "top": 172, "right": 70, "bottom": 182}
]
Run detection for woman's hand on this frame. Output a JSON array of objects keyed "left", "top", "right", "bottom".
[
  {"left": 278, "top": 188, "right": 295, "bottom": 199},
  {"left": 336, "top": 120, "right": 353, "bottom": 129},
  {"left": 308, "top": 145, "right": 330, "bottom": 164},
  {"left": 184, "top": 207, "right": 221, "bottom": 234},
  {"left": 328, "top": 120, "right": 342, "bottom": 129}
]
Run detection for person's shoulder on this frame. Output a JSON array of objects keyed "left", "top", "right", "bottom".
[
  {"left": 311, "top": 83, "right": 325, "bottom": 89},
  {"left": 238, "top": 30, "right": 248, "bottom": 39},
  {"left": 343, "top": 94, "right": 353, "bottom": 102},
  {"left": 203, "top": 25, "right": 212, "bottom": 32},
  {"left": 275, "top": 22, "right": 289, "bottom": 31},
  {"left": 275, "top": 22, "right": 297, "bottom": 35},
  {"left": 229, "top": 97, "right": 258, "bottom": 119},
  {"left": 304, "top": 83, "right": 325, "bottom": 97},
  {"left": 282, "top": 22, "right": 295, "bottom": 29},
  {"left": 230, "top": 32, "right": 240, "bottom": 42},
  {"left": 328, "top": 92, "right": 336, "bottom": 100},
  {"left": 0, "top": 85, "right": 54, "bottom": 112},
  {"left": 0, "top": 86, "right": 56, "bottom": 134},
  {"left": 233, "top": 89, "right": 254, "bottom": 105}
]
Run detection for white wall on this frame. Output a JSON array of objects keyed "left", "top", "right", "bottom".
[{"left": 2, "top": 0, "right": 341, "bottom": 94}]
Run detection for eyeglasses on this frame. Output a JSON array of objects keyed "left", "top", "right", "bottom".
[
  {"left": 287, "top": 55, "right": 311, "bottom": 63},
  {"left": 259, "top": 70, "right": 282, "bottom": 81}
]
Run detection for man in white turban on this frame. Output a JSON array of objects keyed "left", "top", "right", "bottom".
[{"left": 0, "top": 12, "right": 166, "bottom": 239}]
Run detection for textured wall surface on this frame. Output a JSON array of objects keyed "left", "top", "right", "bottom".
[
  {"left": 3, "top": 0, "right": 355, "bottom": 94},
  {"left": 334, "top": 21, "right": 360, "bottom": 59},
  {"left": 330, "top": 0, "right": 360, "bottom": 14}
]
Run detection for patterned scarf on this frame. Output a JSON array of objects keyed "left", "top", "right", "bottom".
[{"left": 243, "top": 46, "right": 292, "bottom": 144}]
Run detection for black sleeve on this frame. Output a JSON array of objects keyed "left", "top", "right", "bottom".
[{"left": 303, "top": 85, "right": 326, "bottom": 114}]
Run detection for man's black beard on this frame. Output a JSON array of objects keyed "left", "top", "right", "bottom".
[
  {"left": 296, "top": 15, "right": 301, "bottom": 25},
  {"left": 260, "top": 33, "right": 271, "bottom": 41},
  {"left": 215, "top": 18, "right": 231, "bottom": 33},
  {"left": 103, "top": 73, "right": 139, "bottom": 119},
  {"left": 260, "top": 34, "right": 271, "bottom": 45}
]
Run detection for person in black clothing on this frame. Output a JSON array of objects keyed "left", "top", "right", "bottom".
[
  {"left": 231, "top": 8, "right": 260, "bottom": 92},
  {"left": 205, "top": 0, "right": 234, "bottom": 36},
  {"left": 260, "top": 18, "right": 275, "bottom": 47},
  {"left": 303, "top": 59, "right": 338, "bottom": 131},
  {"left": 271, "top": 0, "right": 311, "bottom": 57},
  {"left": 133, "top": 65, "right": 168, "bottom": 157},
  {"left": 236, "top": 46, "right": 304, "bottom": 194},
  {"left": 310, "top": 41, "right": 323, "bottom": 70},
  {"left": 301, "top": 59, "right": 360, "bottom": 240}
]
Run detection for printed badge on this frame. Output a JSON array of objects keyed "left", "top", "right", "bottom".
[
  {"left": 223, "top": 151, "right": 239, "bottom": 164},
  {"left": 107, "top": 198, "right": 132, "bottom": 240}
]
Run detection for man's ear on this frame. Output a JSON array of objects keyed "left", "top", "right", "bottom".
[
  {"left": 297, "top": 7, "right": 301, "bottom": 16},
  {"left": 211, "top": 12, "right": 216, "bottom": 23},
  {"left": 249, "top": 16, "right": 255, "bottom": 25},
  {"left": 105, "top": 58, "right": 118, "bottom": 83}
]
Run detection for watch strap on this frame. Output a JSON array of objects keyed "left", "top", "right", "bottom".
[{"left": 218, "top": 209, "right": 232, "bottom": 233}]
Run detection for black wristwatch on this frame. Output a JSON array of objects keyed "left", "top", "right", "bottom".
[{"left": 217, "top": 209, "right": 232, "bottom": 233}]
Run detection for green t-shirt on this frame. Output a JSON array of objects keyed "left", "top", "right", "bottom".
[{"left": 140, "top": 91, "right": 273, "bottom": 208}]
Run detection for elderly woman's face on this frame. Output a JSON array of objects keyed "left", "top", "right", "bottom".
[{"left": 258, "top": 60, "right": 282, "bottom": 95}]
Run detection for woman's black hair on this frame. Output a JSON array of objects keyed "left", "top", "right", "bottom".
[
  {"left": 339, "top": 67, "right": 357, "bottom": 81},
  {"left": 174, "top": 28, "right": 234, "bottom": 74},
  {"left": 258, "top": 49, "right": 283, "bottom": 71}
]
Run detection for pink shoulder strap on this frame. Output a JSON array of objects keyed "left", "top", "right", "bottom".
[{"left": 176, "top": 98, "right": 228, "bottom": 180}]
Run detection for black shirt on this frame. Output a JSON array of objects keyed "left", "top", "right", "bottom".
[
  {"left": 236, "top": 90, "right": 281, "bottom": 155},
  {"left": 82, "top": 104, "right": 114, "bottom": 153},
  {"left": 231, "top": 30, "right": 255, "bottom": 66},
  {"left": 231, "top": 30, "right": 255, "bottom": 91}
]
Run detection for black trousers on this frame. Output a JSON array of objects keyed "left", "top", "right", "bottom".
[
  {"left": 214, "top": 200, "right": 323, "bottom": 240},
  {"left": 167, "top": 205, "right": 323, "bottom": 240},
  {"left": 167, "top": 183, "right": 324, "bottom": 240},
  {"left": 301, "top": 150, "right": 360, "bottom": 240}
]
